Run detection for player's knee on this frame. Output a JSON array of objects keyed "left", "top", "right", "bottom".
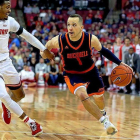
[
  {"left": 75, "top": 88, "right": 88, "bottom": 100},
  {"left": 17, "top": 92, "right": 25, "bottom": 100},
  {"left": 13, "top": 90, "right": 25, "bottom": 102},
  {"left": 0, "top": 94, "right": 12, "bottom": 106}
]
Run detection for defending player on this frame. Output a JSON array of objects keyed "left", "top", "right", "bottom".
[{"left": 0, "top": 0, "right": 51, "bottom": 136}]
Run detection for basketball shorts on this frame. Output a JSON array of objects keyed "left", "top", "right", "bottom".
[
  {"left": 0, "top": 58, "right": 21, "bottom": 88},
  {"left": 64, "top": 67, "right": 104, "bottom": 96}
]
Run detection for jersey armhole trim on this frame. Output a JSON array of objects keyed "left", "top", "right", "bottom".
[
  {"left": 16, "top": 26, "right": 23, "bottom": 35},
  {"left": 59, "top": 35, "right": 63, "bottom": 54},
  {"left": 89, "top": 34, "right": 92, "bottom": 57}
]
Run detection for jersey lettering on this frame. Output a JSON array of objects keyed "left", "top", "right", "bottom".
[
  {"left": 0, "top": 29, "right": 8, "bottom": 35},
  {"left": 67, "top": 51, "right": 88, "bottom": 65}
]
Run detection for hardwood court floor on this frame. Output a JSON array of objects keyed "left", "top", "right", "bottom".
[{"left": 0, "top": 87, "right": 140, "bottom": 140}]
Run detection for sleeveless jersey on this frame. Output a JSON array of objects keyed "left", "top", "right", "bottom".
[
  {"left": 0, "top": 16, "right": 20, "bottom": 61},
  {"left": 58, "top": 32, "right": 95, "bottom": 74}
]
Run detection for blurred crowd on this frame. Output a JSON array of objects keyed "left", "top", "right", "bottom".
[{"left": 9, "top": 0, "right": 140, "bottom": 94}]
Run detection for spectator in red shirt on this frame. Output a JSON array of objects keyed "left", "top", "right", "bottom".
[
  {"left": 127, "top": 10, "right": 135, "bottom": 20},
  {"left": 35, "top": 17, "right": 44, "bottom": 26}
]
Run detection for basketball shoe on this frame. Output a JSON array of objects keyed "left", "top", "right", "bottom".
[
  {"left": 102, "top": 116, "right": 118, "bottom": 135},
  {"left": 24, "top": 117, "right": 43, "bottom": 137},
  {"left": 1, "top": 102, "right": 11, "bottom": 124}
]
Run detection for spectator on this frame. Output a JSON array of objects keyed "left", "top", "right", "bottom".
[
  {"left": 48, "top": 9, "right": 53, "bottom": 19},
  {"left": 9, "top": 33, "right": 20, "bottom": 49},
  {"left": 30, "top": 57, "right": 37, "bottom": 72},
  {"left": 131, "top": 2, "right": 139, "bottom": 11},
  {"left": 85, "top": 16, "right": 92, "bottom": 24},
  {"left": 14, "top": 50, "right": 22, "bottom": 63},
  {"left": 42, "top": 13, "right": 51, "bottom": 24},
  {"left": 39, "top": 10, "right": 46, "bottom": 18},
  {"left": 58, "top": 59, "right": 67, "bottom": 90},
  {"left": 35, "top": 17, "right": 44, "bottom": 26},
  {"left": 20, "top": 65, "right": 36, "bottom": 88},
  {"left": 135, "top": 11, "right": 140, "bottom": 22},
  {"left": 50, "top": 14, "right": 58, "bottom": 23},
  {"left": 119, "top": 10, "right": 127, "bottom": 24},
  {"left": 17, "top": 52, "right": 25, "bottom": 67},
  {"left": 47, "top": 59, "right": 59, "bottom": 85},
  {"left": 24, "top": 4, "right": 32, "bottom": 14},
  {"left": 67, "top": 7, "right": 75, "bottom": 15},
  {"left": 95, "top": 60, "right": 108, "bottom": 89},
  {"left": 127, "top": 10, "right": 135, "bottom": 21},
  {"left": 124, "top": 47, "right": 139, "bottom": 72},
  {"left": 9, "top": 52, "right": 22, "bottom": 72},
  {"left": 88, "top": 10, "right": 93, "bottom": 19},
  {"left": 119, "top": 37, "right": 135, "bottom": 62},
  {"left": 112, "top": 37, "right": 122, "bottom": 68},
  {"left": 32, "top": 4, "right": 40, "bottom": 14},
  {"left": 124, "top": 47, "right": 139, "bottom": 94},
  {"left": 124, "top": 1, "right": 132, "bottom": 10},
  {"left": 35, "top": 58, "right": 49, "bottom": 86},
  {"left": 55, "top": 7, "right": 62, "bottom": 15}
]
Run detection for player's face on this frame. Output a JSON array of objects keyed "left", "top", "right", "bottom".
[
  {"left": 67, "top": 17, "right": 83, "bottom": 39},
  {"left": 0, "top": 1, "right": 11, "bottom": 20}
]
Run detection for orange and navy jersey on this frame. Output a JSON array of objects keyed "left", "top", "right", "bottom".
[{"left": 58, "top": 32, "right": 94, "bottom": 74}]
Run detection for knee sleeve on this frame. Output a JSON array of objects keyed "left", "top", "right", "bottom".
[
  {"left": 0, "top": 93, "right": 23, "bottom": 117},
  {"left": 0, "top": 78, "right": 23, "bottom": 117},
  {"left": 1, "top": 94, "right": 13, "bottom": 107},
  {"left": 1, "top": 95, "right": 23, "bottom": 117}
]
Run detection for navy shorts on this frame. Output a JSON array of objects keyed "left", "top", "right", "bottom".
[{"left": 64, "top": 66, "right": 104, "bottom": 96}]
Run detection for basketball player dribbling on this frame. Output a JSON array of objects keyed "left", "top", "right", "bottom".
[
  {"left": 0, "top": 0, "right": 50, "bottom": 136},
  {"left": 41, "top": 14, "right": 133, "bottom": 135}
]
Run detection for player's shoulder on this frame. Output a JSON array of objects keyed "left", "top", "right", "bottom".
[
  {"left": 59, "top": 33, "right": 66, "bottom": 39},
  {"left": 83, "top": 31, "right": 90, "bottom": 36},
  {"left": 8, "top": 16, "right": 15, "bottom": 21}
]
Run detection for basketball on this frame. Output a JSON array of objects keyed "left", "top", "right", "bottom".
[{"left": 111, "top": 65, "right": 133, "bottom": 87}]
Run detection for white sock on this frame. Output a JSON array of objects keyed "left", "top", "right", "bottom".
[
  {"left": 110, "top": 85, "right": 113, "bottom": 88},
  {"left": 23, "top": 116, "right": 35, "bottom": 126},
  {"left": 99, "top": 116, "right": 106, "bottom": 123},
  {"left": 113, "top": 84, "right": 117, "bottom": 88},
  {"left": 100, "top": 109, "right": 106, "bottom": 115}
]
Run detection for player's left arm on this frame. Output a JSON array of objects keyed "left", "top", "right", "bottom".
[{"left": 91, "top": 35, "right": 133, "bottom": 72}]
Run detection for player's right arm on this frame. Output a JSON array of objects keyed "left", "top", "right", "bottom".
[
  {"left": 45, "top": 35, "right": 59, "bottom": 50},
  {"left": 40, "top": 35, "right": 59, "bottom": 59}
]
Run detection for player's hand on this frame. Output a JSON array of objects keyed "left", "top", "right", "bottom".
[
  {"left": 40, "top": 49, "right": 55, "bottom": 60},
  {"left": 120, "top": 62, "right": 134, "bottom": 74}
]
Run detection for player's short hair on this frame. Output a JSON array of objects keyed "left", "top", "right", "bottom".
[
  {"left": 0, "top": 0, "right": 9, "bottom": 5},
  {"left": 69, "top": 14, "right": 83, "bottom": 24}
]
